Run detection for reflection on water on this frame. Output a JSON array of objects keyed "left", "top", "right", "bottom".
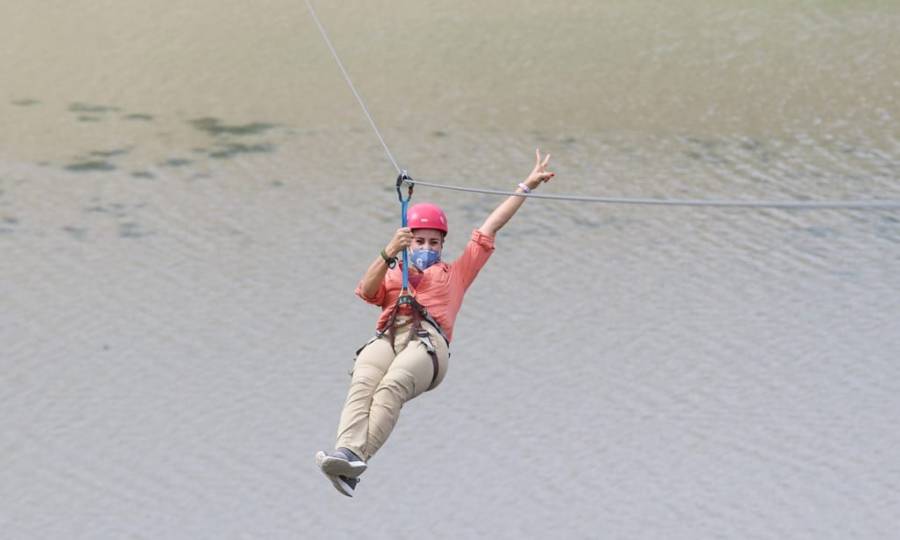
[
  {"left": 188, "top": 117, "right": 277, "bottom": 137},
  {"left": 64, "top": 160, "right": 116, "bottom": 172},
  {"left": 89, "top": 148, "right": 131, "bottom": 159},
  {"left": 122, "top": 113, "right": 154, "bottom": 121},
  {"left": 11, "top": 98, "right": 41, "bottom": 107},
  {"left": 46, "top": 111, "right": 284, "bottom": 173},
  {"left": 68, "top": 102, "right": 121, "bottom": 114},
  {"left": 159, "top": 158, "right": 193, "bottom": 168}
]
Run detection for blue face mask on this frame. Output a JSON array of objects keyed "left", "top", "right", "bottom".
[{"left": 410, "top": 249, "right": 441, "bottom": 271}]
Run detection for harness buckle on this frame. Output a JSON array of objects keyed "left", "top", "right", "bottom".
[{"left": 416, "top": 328, "right": 435, "bottom": 352}]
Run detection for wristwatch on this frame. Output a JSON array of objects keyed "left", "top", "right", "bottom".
[{"left": 380, "top": 249, "right": 397, "bottom": 268}]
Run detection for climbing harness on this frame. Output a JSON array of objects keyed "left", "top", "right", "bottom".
[
  {"left": 352, "top": 290, "right": 449, "bottom": 393},
  {"left": 376, "top": 303, "right": 447, "bottom": 392}
]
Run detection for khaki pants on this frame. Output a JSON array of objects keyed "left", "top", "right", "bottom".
[{"left": 335, "top": 318, "right": 449, "bottom": 461}]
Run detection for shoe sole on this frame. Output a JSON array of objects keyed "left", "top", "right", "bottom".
[
  {"left": 316, "top": 451, "right": 367, "bottom": 477},
  {"left": 324, "top": 471, "right": 354, "bottom": 497}
]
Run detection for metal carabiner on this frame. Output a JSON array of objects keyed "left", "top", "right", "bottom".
[{"left": 396, "top": 170, "right": 414, "bottom": 203}]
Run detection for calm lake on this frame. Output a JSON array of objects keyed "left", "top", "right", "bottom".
[{"left": 2, "top": 1, "right": 899, "bottom": 538}]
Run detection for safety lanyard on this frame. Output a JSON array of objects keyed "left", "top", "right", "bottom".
[{"left": 395, "top": 172, "right": 414, "bottom": 299}]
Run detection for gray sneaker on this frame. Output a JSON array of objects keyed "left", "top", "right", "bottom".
[
  {"left": 325, "top": 474, "right": 359, "bottom": 497},
  {"left": 316, "top": 448, "right": 367, "bottom": 477}
]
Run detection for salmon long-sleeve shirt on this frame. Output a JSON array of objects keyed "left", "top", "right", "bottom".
[{"left": 355, "top": 229, "right": 495, "bottom": 343}]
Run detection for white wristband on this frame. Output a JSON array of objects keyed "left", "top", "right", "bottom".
[{"left": 517, "top": 182, "right": 531, "bottom": 193}]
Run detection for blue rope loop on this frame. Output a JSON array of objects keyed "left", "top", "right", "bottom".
[{"left": 396, "top": 171, "right": 414, "bottom": 293}]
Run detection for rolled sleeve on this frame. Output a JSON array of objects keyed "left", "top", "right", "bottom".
[
  {"left": 470, "top": 229, "right": 495, "bottom": 251},
  {"left": 355, "top": 279, "right": 386, "bottom": 305},
  {"left": 452, "top": 229, "right": 495, "bottom": 289}
]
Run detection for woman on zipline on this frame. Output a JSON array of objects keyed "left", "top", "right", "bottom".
[{"left": 317, "top": 149, "right": 555, "bottom": 496}]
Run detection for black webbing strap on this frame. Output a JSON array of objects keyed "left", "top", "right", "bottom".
[{"left": 373, "top": 293, "right": 447, "bottom": 391}]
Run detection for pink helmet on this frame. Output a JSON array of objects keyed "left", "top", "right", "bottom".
[{"left": 407, "top": 203, "right": 448, "bottom": 234}]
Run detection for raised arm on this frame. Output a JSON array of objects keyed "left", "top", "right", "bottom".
[{"left": 478, "top": 149, "right": 555, "bottom": 237}]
